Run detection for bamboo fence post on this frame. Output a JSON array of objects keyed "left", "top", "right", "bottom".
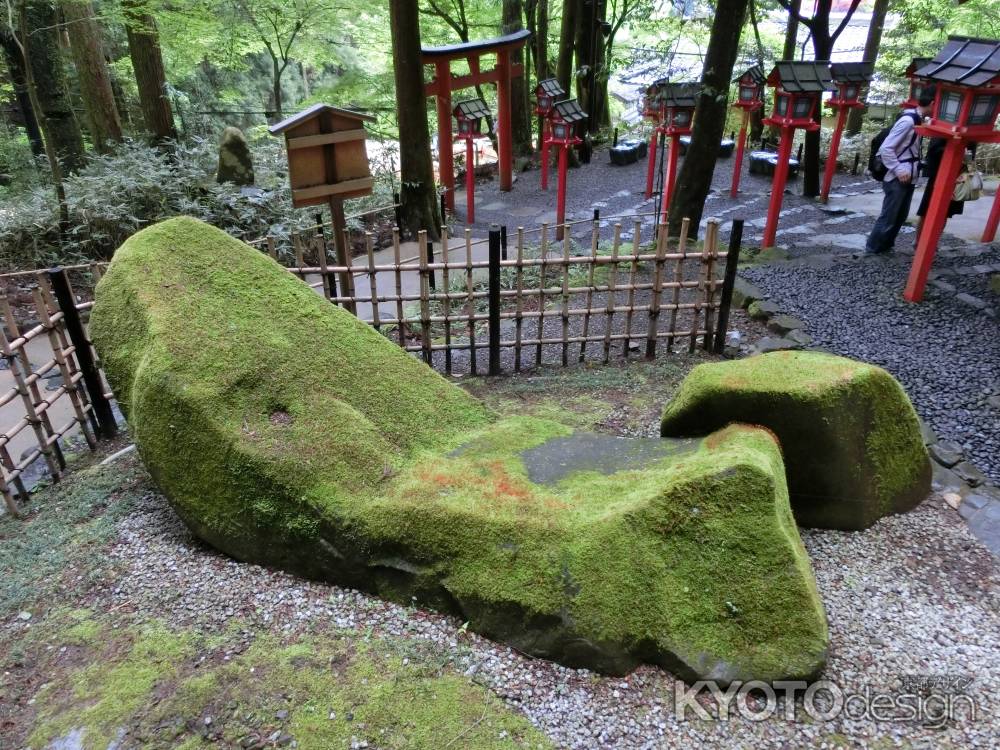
[
  {"left": 666, "top": 219, "right": 690, "bottom": 353},
  {"left": 603, "top": 224, "right": 621, "bottom": 364},
  {"left": 293, "top": 233, "right": 305, "bottom": 274},
  {"left": 535, "top": 223, "right": 549, "bottom": 366},
  {"left": 700, "top": 220, "right": 720, "bottom": 352},
  {"left": 342, "top": 228, "right": 358, "bottom": 316},
  {"left": 266, "top": 236, "right": 278, "bottom": 261},
  {"left": 578, "top": 216, "right": 600, "bottom": 362},
  {"left": 366, "top": 232, "right": 381, "bottom": 331},
  {"left": 1, "top": 297, "right": 63, "bottom": 479},
  {"left": 645, "top": 223, "right": 669, "bottom": 359},
  {"left": 514, "top": 227, "right": 525, "bottom": 372},
  {"left": 488, "top": 225, "right": 502, "bottom": 376},
  {"left": 393, "top": 228, "right": 405, "bottom": 347},
  {"left": 418, "top": 230, "right": 432, "bottom": 365},
  {"left": 89, "top": 260, "right": 103, "bottom": 285},
  {"left": 560, "top": 226, "right": 571, "bottom": 367},
  {"left": 33, "top": 288, "right": 96, "bottom": 449},
  {"left": 0, "top": 440, "right": 25, "bottom": 518},
  {"left": 622, "top": 220, "right": 641, "bottom": 358},
  {"left": 441, "top": 228, "right": 453, "bottom": 375},
  {"left": 465, "top": 229, "right": 477, "bottom": 375}
]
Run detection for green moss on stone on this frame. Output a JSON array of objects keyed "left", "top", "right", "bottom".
[
  {"left": 660, "top": 350, "right": 931, "bottom": 530},
  {"left": 91, "top": 218, "right": 827, "bottom": 680}
]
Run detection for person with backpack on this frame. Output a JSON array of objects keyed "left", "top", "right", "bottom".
[{"left": 864, "top": 90, "right": 936, "bottom": 255}]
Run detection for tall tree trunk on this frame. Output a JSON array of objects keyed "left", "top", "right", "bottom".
[
  {"left": 389, "top": 0, "right": 440, "bottom": 240},
  {"left": 502, "top": 0, "right": 533, "bottom": 156},
  {"left": 270, "top": 53, "right": 284, "bottom": 120},
  {"left": 803, "top": 22, "right": 833, "bottom": 198},
  {"left": 782, "top": 0, "right": 801, "bottom": 60},
  {"left": 667, "top": 0, "right": 749, "bottom": 237},
  {"left": 535, "top": 0, "right": 548, "bottom": 80},
  {"left": 555, "top": 0, "right": 576, "bottom": 94},
  {"left": 23, "top": 0, "right": 86, "bottom": 173},
  {"left": 0, "top": 26, "right": 44, "bottom": 156},
  {"left": 17, "top": 1, "right": 69, "bottom": 223},
  {"left": 123, "top": 2, "right": 177, "bottom": 144},
  {"left": 62, "top": 0, "right": 123, "bottom": 152},
  {"left": 845, "top": 0, "right": 889, "bottom": 135}
]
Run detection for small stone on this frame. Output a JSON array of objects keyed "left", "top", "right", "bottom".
[
  {"left": 943, "top": 492, "right": 962, "bottom": 510},
  {"left": 216, "top": 126, "right": 255, "bottom": 186},
  {"left": 275, "top": 709, "right": 289, "bottom": 721},
  {"left": 17, "top": 611, "right": 32, "bottom": 621},
  {"left": 989, "top": 274, "right": 1000, "bottom": 295},
  {"left": 785, "top": 329, "right": 813, "bottom": 346},
  {"left": 732, "top": 277, "right": 766, "bottom": 309},
  {"left": 751, "top": 336, "right": 800, "bottom": 354},
  {"left": 955, "top": 293, "right": 987, "bottom": 310},
  {"left": 953, "top": 462, "right": 986, "bottom": 487},
  {"left": 747, "top": 299, "right": 781, "bottom": 320},
  {"left": 929, "top": 441, "right": 963, "bottom": 468},
  {"left": 204, "top": 716, "right": 213, "bottom": 726},
  {"left": 767, "top": 314, "right": 807, "bottom": 335}
]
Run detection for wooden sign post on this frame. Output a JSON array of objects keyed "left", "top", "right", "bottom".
[{"left": 270, "top": 103, "right": 376, "bottom": 314}]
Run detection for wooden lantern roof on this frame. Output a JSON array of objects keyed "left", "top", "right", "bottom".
[
  {"left": 734, "top": 64, "right": 766, "bottom": 85},
  {"left": 767, "top": 62, "right": 835, "bottom": 93},
  {"left": 830, "top": 61, "right": 874, "bottom": 84},
  {"left": 536, "top": 78, "right": 565, "bottom": 98},
  {"left": 268, "top": 103, "right": 375, "bottom": 135},
  {"left": 552, "top": 99, "right": 587, "bottom": 123},
  {"left": 905, "top": 57, "right": 934, "bottom": 78},
  {"left": 453, "top": 98, "right": 491, "bottom": 120},
  {"left": 915, "top": 36, "right": 1000, "bottom": 88},
  {"left": 646, "top": 77, "right": 669, "bottom": 98},
  {"left": 654, "top": 82, "right": 701, "bottom": 108}
]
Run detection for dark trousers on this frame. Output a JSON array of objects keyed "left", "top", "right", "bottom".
[{"left": 866, "top": 179, "right": 915, "bottom": 254}]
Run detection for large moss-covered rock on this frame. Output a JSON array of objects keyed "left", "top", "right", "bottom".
[
  {"left": 660, "top": 351, "right": 931, "bottom": 530},
  {"left": 91, "top": 217, "right": 827, "bottom": 681}
]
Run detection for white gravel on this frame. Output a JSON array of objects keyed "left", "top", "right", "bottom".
[{"left": 96, "top": 470, "right": 999, "bottom": 749}]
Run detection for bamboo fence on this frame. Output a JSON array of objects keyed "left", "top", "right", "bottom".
[{"left": 0, "top": 212, "right": 742, "bottom": 516}]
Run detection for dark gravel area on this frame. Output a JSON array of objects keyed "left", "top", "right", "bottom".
[{"left": 741, "top": 246, "right": 1000, "bottom": 484}]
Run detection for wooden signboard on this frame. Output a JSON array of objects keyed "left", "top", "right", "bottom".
[{"left": 270, "top": 104, "right": 377, "bottom": 312}]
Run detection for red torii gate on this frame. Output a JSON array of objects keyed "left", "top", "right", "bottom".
[{"left": 422, "top": 30, "right": 531, "bottom": 211}]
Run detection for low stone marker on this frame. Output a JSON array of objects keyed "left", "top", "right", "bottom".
[
  {"left": 91, "top": 217, "right": 829, "bottom": 682},
  {"left": 216, "top": 126, "right": 254, "bottom": 185}
]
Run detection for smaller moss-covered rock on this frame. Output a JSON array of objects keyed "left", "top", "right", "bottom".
[
  {"left": 660, "top": 351, "right": 931, "bottom": 530},
  {"left": 216, "top": 126, "right": 254, "bottom": 185}
]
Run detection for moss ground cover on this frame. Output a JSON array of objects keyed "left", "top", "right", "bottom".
[{"left": 89, "top": 217, "right": 828, "bottom": 680}]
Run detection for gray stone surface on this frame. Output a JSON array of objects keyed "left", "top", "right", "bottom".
[
  {"left": 520, "top": 433, "right": 698, "bottom": 485},
  {"left": 751, "top": 336, "right": 800, "bottom": 354},
  {"left": 747, "top": 299, "right": 781, "bottom": 320},
  {"left": 733, "top": 276, "right": 766, "bottom": 309},
  {"left": 953, "top": 461, "right": 987, "bottom": 487},
  {"left": 767, "top": 314, "right": 807, "bottom": 335},
  {"left": 216, "top": 127, "right": 254, "bottom": 186},
  {"left": 929, "top": 440, "right": 963, "bottom": 468}
]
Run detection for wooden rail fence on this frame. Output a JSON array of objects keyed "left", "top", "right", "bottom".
[{"left": 0, "top": 213, "right": 743, "bottom": 517}]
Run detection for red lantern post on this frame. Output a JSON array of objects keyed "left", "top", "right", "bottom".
[
  {"left": 730, "top": 65, "right": 766, "bottom": 198},
  {"left": 983, "top": 189, "right": 1000, "bottom": 243},
  {"left": 903, "top": 38, "right": 1000, "bottom": 302},
  {"left": 900, "top": 56, "right": 933, "bottom": 110},
  {"left": 761, "top": 62, "right": 835, "bottom": 248},
  {"left": 548, "top": 99, "right": 587, "bottom": 240},
  {"left": 821, "top": 62, "right": 873, "bottom": 202},
  {"left": 453, "top": 99, "right": 492, "bottom": 224},
  {"left": 654, "top": 83, "right": 699, "bottom": 223},
  {"left": 535, "top": 78, "right": 565, "bottom": 191}
]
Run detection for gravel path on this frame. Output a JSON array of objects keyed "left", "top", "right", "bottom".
[{"left": 93, "top": 458, "right": 999, "bottom": 749}]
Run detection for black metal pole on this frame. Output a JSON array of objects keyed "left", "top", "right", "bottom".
[
  {"left": 500, "top": 225, "right": 508, "bottom": 261},
  {"left": 713, "top": 219, "right": 744, "bottom": 355},
  {"left": 488, "top": 224, "right": 502, "bottom": 376},
  {"left": 48, "top": 268, "right": 118, "bottom": 439},
  {"left": 393, "top": 192, "right": 403, "bottom": 229},
  {"left": 426, "top": 239, "right": 436, "bottom": 291}
]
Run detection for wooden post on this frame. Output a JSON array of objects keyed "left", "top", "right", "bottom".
[
  {"left": 488, "top": 225, "right": 502, "bottom": 375},
  {"left": 821, "top": 106, "right": 849, "bottom": 202},
  {"left": 329, "top": 198, "right": 356, "bottom": 314},
  {"left": 762, "top": 127, "right": 795, "bottom": 249},
  {"left": 560, "top": 229, "right": 571, "bottom": 367},
  {"left": 905, "top": 139, "right": 965, "bottom": 302},
  {"left": 731, "top": 109, "right": 750, "bottom": 198},
  {"left": 645, "top": 129, "right": 659, "bottom": 199},
  {"left": 713, "top": 219, "right": 744, "bottom": 354},
  {"left": 536, "top": 223, "right": 549, "bottom": 366},
  {"left": 442, "top": 230, "right": 452, "bottom": 375},
  {"left": 47, "top": 268, "right": 118, "bottom": 439},
  {"left": 497, "top": 50, "right": 513, "bottom": 192},
  {"left": 436, "top": 60, "right": 455, "bottom": 210},
  {"left": 556, "top": 144, "right": 570, "bottom": 240},
  {"left": 645, "top": 223, "right": 669, "bottom": 359},
  {"left": 426, "top": 238, "right": 436, "bottom": 291},
  {"left": 514, "top": 227, "right": 524, "bottom": 372},
  {"left": 465, "top": 229, "right": 477, "bottom": 375},
  {"left": 417, "top": 230, "right": 433, "bottom": 364},
  {"left": 465, "top": 136, "right": 476, "bottom": 224},
  {"left": 541, "top": 123, "right": 550, "bottom": 190}
]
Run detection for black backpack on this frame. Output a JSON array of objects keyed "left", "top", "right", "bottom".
[{"left": 869, "top": 112, "right": 922, "bottom": 180}]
